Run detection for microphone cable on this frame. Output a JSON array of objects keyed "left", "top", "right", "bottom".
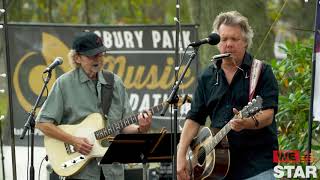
[
  {"left": 255, "top": 0, "right": 288, "bottom": 58},
  {"left": 38, "top": 156, "right": 47, "bottom": 180}
]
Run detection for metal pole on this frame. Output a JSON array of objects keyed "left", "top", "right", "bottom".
[
  {"left": 2, "top": 0, "right": 17, "bottom": 179},
  {"left": 173, "top": 1, "right": 180, "bottom": 179}
]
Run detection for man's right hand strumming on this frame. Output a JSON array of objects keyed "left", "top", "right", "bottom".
[
  {"left": 72, "top": 136, "right": 93, "bottom": 155},
  {"left": 177, "top": 149, "right": 190, "bottom": 180},
  {"left": 177, "top": 119, "right": 200, "bottom": 180}
]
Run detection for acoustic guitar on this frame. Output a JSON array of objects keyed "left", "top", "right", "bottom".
[{"left": 184, "top": 96, "right": 263, "bottom": 180}]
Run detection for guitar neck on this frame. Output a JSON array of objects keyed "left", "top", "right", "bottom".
[
  {"left": 94, "top": 102, "right": 165, "bottom": 140},
  {"left": 207, "top": 103, "right": 261, "bottom": 152},
  {"left": 208, "top": 122, "right": 232, "bottom": 152}
]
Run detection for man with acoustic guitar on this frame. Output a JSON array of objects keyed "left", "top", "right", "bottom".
[
  {"left": 36, "top": 31, "right": 152, "bottom": 180},
  {"left": 177, "top": 11, "right": 279, "bottom": 180}
]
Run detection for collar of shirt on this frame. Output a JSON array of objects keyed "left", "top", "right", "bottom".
[{"left": 78, "top": 67, "right": 108, "bottom": 85}]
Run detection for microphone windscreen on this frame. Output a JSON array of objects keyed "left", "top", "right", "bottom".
[
  {"left": 208, "top": 33, "right": 220, "bottom": 45},
  {"left": 56, "top": 57, "right": 63, "bottom": 64}
]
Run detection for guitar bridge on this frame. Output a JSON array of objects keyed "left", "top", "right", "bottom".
[{"left": 61, "top": 155, "right": 86, "bottom": 169}]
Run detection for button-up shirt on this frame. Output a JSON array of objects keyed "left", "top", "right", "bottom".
[
  {"left": 36, "top": 67, "right": 132, "bottom": 179},
  {"left": 186, "top": 52, "right": 279, "bottom": 179}
]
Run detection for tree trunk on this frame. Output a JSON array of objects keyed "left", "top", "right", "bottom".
[
  {"left": 48, "top": 0, "right": 53, "bottom": 22},
  {"left": 84, "top": 0, "right": 90, "bottom": 24}
]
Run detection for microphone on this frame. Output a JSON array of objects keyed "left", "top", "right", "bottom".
[
  {"left": 43, "top": 57, "right": 63, "bottom": 73},
  {"left": 211, "top": 53, "right": 231, "bottom": 61},
  {"left": 189, "top": 33, "right": 220, "bottom": 47}
]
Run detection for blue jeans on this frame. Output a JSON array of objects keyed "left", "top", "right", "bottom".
[{"left": 245, "top": 169, "right": 275, "bottom": 180}]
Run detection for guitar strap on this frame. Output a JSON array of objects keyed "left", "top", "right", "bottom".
[
  {"left": 249, "top": 59, "right": 263, "bottom": 102},
  {"left": 101, "top": 70, "right": 115, "bottom": 118}
]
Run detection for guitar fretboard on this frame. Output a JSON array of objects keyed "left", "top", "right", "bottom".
[
  {"left": 207, "top": 122, "right": 232, "bottom": 153},
  {"left": 205, "top": 96, "right": 262, "bottom": 153},
  {"left": 94, "top": 103, "right": 165, "bottom": 140}
]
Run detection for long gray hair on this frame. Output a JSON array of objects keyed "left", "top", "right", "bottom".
[
  {"left": 68, "top": 50, "right": 80, "bottom": 68},
  {"left": 212, "top": 11, "right": 254, "bottom": 49}
]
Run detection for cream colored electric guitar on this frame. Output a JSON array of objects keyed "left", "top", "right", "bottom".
[{"left": 44, "top": 95, "right": 191, "bottom": 177}]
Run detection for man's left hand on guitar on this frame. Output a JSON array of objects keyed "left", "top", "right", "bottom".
[
  {"left": 120, "top": 110, "right": 152, "bottom": 134},
  {"left": 230, "top": 108, "right": 274, "bottom": 132},
  {"left": 230, "top": 108, "right": 251, "bottom": 132},
  {"left": 137, "top": 110, "right": 152, "bottom": 133}
]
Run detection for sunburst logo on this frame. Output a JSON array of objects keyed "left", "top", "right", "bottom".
[{"left": 13, "top": 32, "right": 71, "bottom": 113}]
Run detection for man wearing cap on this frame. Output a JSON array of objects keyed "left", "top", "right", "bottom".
[{"left": 36, "top": 32, "right": 152, "bottom": 180}]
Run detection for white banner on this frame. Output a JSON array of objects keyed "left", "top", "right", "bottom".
[
  {"left": 314, "top": 53, "right": 320, "bottom": 121},
  {"left": 313, "top": 0, "right": 320, "bottom": 121}
]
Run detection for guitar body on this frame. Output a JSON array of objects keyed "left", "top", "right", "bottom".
[
  {"left": 187, "top": 127, "right": 230, "bottom": 180},
  {"left": 183, "top": 96, "right": 263, "bottom": 179},
  {"left": 43, "top": 96, "right": 193, "bottom": 177},
  {"left": 44, "top": 113, "right": 108, "bottom": 177}
]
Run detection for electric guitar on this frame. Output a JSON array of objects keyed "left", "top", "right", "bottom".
[
  {"left": 44, "top": 95, "right": 191, "bottom": 177},
  {"left": 185, "top": 96, "right": 263, "bottom": 180}
]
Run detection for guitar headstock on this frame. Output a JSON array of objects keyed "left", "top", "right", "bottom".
[
  {"left": 239, "top": 96, "right": 263, "bottom": 118},
  {"left": 150, "top": 95, "right": 192, "bottom": 115},
  {"left": 177, "top": 95, "right": 192, "bottom": 108}
]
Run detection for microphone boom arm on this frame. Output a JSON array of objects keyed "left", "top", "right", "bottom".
[
  {"left": 20, "top": 72, "right": 52, "bottom": 139},
  {"left": 160, "top": 47, "right": 198, "bottom": 115}
]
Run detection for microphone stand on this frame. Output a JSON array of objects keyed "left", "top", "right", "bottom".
[
  {"left": 160, "top": 46, "right": 199, "bottom": 179},
  {"left": 20, "top": 71, "right": 52, "bottom": 180}
]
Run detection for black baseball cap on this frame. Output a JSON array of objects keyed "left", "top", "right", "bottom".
[{"left": 72, "top": 32, "right": 107, "bottom": 56}]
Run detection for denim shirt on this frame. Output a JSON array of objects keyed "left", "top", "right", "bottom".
[
  {"left": 186, "top": 52, "right": 279, "bottom": 179},
  {"left": 36, "top": 67, "right": 132, "bottom": 179}
]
